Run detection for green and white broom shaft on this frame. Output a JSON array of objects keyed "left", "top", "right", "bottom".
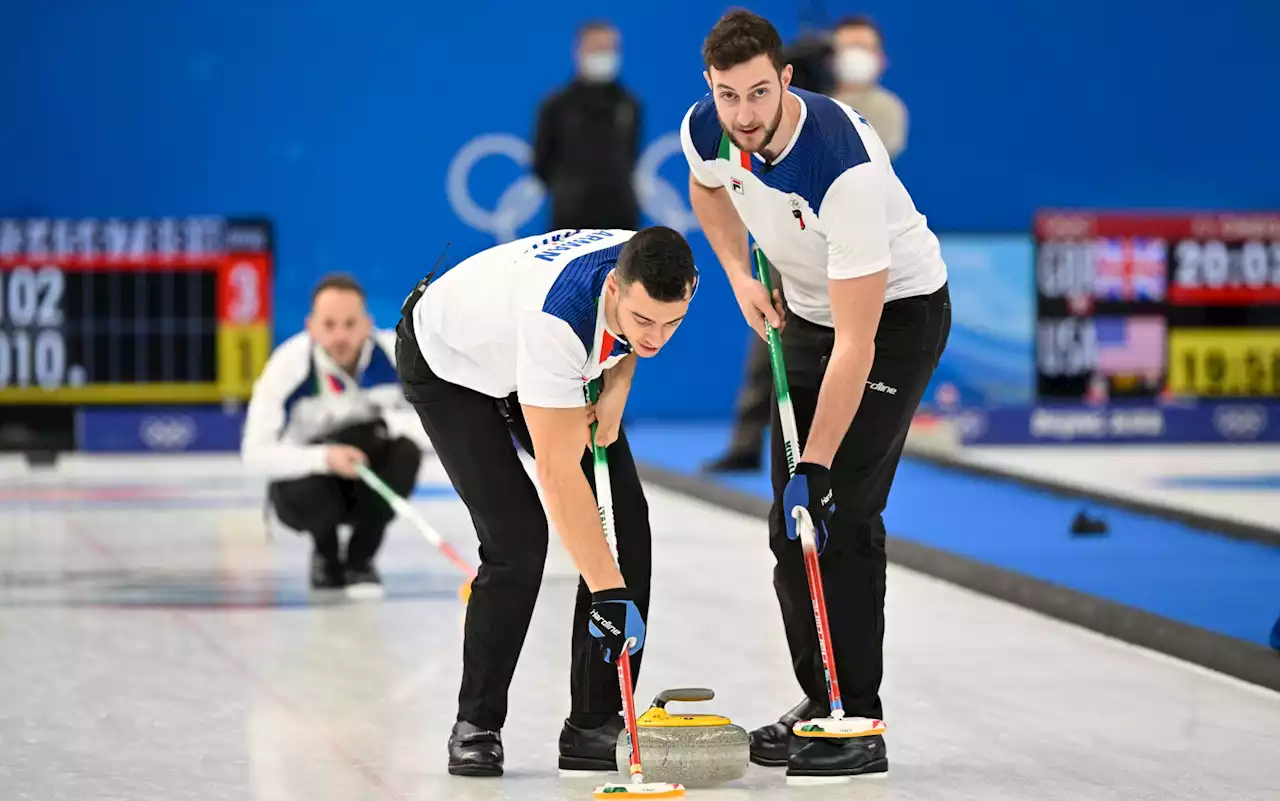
[
  {"left": 586, "top": 379, "right": 646, "bottom": 784},
  {"left": 754, "top": 246, "right": 845, "bottom": 720},
  {"left": 354, "top": 464, "right": 476, "bottom": 580}
]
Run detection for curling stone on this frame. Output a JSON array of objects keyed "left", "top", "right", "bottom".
[{"left": 615, "top": 688, "right": 748, "bottom": 788}]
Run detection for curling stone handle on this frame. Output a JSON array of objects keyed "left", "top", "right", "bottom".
[{"left": 652, "top": 687, "right": 716, "bottom": 708}]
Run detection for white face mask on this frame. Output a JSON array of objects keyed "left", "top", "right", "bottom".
[
  {"left": 579, "top": 51, "right": 620, "bottom": 83},
  {"left": 836, "top": 47, "right": 881, "bottom": 86}
]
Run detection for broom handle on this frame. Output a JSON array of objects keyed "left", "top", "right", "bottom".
[
  {"left": 587, "top": 378, "right": 646, "bottom": 783},
  {"left": 354, "top": 464, "right": 476, "bottom": 580},
  {"left": 755, "top": 247, "right": 845, "bottom": 718}
]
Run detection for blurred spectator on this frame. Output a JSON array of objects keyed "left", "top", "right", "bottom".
[
  {"left": 782, "top": 34, "right": 835, "bottom": 95},
  {"left": 241, "top": 274, "right": 427, "bottom": 598},
  {"left": 532, "top": 21, "right": 642, "bottom": 231},
  {"left": 831, "top": 15, "right": 908, "bottom": 159}
]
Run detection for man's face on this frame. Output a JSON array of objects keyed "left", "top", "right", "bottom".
[
  {"left": 834, "top": 24, "right": 883, "bottom": 57},
  {"left": 306, "top": 288, "right": 371, "bottom": 369},
  {"left": 705, "top": 54, "right": 792, "bottom": 154},
  {"left": 578, "top": 26, "right": 618, "bottom": 60},
  {"left": 609, "top": 275, "right": 690, "bottom": 358},
  {"left": 833, "top": 24, "right": 884, "bottom": 87},
  {"left": 577, "top": 26, "right": 620, "bottom": 82}
]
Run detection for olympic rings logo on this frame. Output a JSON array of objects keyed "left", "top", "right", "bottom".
[
  {"left": 139, "top": 415, "right": 197, "bottom": 450},
  {"left": 445, "top": 132, "right": 699, "bottom": 243}
]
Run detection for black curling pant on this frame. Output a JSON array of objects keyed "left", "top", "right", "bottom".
[
  {"left": 394, "top": 314, "right": 652, "bottom": 732},
  {"left": 270, "top": 420, "right": 422, "bottom": 566},
  {"left": 769, "top": 284, "right": 950, "bottom": 720}
]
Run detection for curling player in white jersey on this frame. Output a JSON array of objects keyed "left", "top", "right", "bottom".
[
  {"left": 394, "top": 227, "right": 699, "bottom": 777},
  {"left": 681, "top": 10, "right": 951, "bottom": 780},
  {"left": 241, "top": 274, "right": 428, "bottom": 598}
]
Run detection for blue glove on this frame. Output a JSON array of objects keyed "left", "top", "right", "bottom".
[
  {"left": 588, "top": 588, "right": 646, "bottom": 664},
  {"left": 783, "top": 462, "right": 836, "bottom": 554}
]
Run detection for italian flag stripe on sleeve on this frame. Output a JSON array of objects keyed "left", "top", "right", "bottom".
[{"left": 717, "top": 133, "right": 751, "bottom": 171}]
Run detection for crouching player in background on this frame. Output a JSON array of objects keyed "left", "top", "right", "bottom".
[{"left": 242, "top": 274, "right": 429, "bottom": 598}]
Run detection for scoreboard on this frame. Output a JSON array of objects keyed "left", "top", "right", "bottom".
[
  {"left": 0, "top": 216, "right": 273, "bottom": 404},
  {"left": 1035, "top": 211, "right": 1280, "bottom": 402}
]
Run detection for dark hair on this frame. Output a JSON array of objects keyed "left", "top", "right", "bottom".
[
  {"left": 833, "top": 15, "right": 884, "bottom": 46},
  {"left": 702, "top": 9, "right": 785, "bottom": 73},
  {"left": 617, "top": 227, "right": 698, "bottom": 303},
  {"left": 311, "top": 273, "right": 366, "bottom": 306}
]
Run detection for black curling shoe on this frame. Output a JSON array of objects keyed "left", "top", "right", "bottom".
[
  {"left": 448, "top": 720, "right": 504, "bottom": 777},
  {"left": 748, "top": 696, "right": 827, "bottom": 767},
  {"left": 786, "top": 734, "right": 888, "bottom": 779},
  {"left": 558, "top": 715, "right": 624, "bottom": 771}
]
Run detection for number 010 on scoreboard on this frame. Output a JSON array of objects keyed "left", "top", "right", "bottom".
[{"left": 0, "top": 216, "right": 273, "bottom": 404}]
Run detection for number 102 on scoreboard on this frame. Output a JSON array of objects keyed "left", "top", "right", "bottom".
[{"left": 0, "top": 265, "right": 81, "bottom": 391}]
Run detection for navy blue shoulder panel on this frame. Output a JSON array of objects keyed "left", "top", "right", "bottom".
[
  {"left": 541, "top": 244, "right": 626, "bottom": 353},
  {"left": 757, "top": 89, "right": 872, "bottom": 214},
  {"left": 359, "top": 342, "right": 399, "bottom": 388},
  {"left": 282, "top": 360, "right": 317, "bottom": 426},
  {"left": 687, "top": 95, "right": 723, "bottom": 162}
]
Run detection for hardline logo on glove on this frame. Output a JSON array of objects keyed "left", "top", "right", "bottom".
[{"left": 589, "top": 609, "right": 622, "bottom": 637}]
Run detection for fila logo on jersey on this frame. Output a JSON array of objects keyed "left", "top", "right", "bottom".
[
  {"left": 867, "top": 380, "right": 897, "bottom": 395},
  {"left": 532, "top": 229, "right": 615, "bottom": 262},
  {"left": 731, "top": 178, "right": 743, "bottom": 194}
]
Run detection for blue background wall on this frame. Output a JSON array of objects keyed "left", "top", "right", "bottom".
[{"left": 4, "top": 0, "right": 1276, "bottom": 418}]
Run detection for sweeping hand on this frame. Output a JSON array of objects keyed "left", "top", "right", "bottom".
[
  {"left": 588, "top": 588, "right": 646, "bottom": 663},
  {"left": 783, "top": 462, "right": 835, "bottom": 554},
  {"left": 730, "top": 274, "right": 785, "bottom": 342},
  {"left": 591, "top": 383, "right": 627, "bottom": 448},
  {"left": 325, "top": 445, "right": 368, "bottom": 479}
]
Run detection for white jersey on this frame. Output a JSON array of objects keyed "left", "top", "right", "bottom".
[
  {"left": 241, "top": 331, "right": 429, "bottom": 480},
  {"left": 411, "top": 229, "right": 637, "bottom": 409},
  {"left": 680, "top": 88, "right": 947, "bottom": 327}
]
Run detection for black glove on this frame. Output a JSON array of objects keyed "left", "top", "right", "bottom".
[
  {"left": 783, "top": 461, "right": 835, "bottom": 554},
  {"left": 588, "top": 588, "right": 646, "bottom": 664}
]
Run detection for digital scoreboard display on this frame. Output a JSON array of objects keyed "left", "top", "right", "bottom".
[
  {"left": 1035, "top": 211, "right": 1280, "bottom": 401},
  {"left": 0, "top": 216, "right": 273, "bottom": 404}
]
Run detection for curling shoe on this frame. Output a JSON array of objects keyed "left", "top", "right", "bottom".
[
  {"left": 786, "top": 734, "right": 888, "bottom": 780},
  {"left": 748, "top": 696, "right": 827, "bottom": 767},
  {"left": 558, "top": 715, "right": 624, "bottom": 772},
  {"left": 448, "top": 720, "right": 504, "bottom": 777},
  {"left": 309, "top": 551, "right": 345, "bottom": 590}
]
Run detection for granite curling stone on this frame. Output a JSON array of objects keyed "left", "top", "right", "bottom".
[{"left": 614, "top": 688, "right": 749, "bottom": 788}]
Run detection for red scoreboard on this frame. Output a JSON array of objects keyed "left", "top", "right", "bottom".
[
  {"left": 1035, "top": 211, "right": 1280, "bottom": 401},
  {"left": 0, "top": 216, "right": 273, "bottom": 404}
]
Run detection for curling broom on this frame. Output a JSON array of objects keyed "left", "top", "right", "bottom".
[
  {"left": 354, "top": 464, "right": 476, "bottom": 603},
  {"left": 586, "top": 380, "right": 685, "bottom": 800},
  {"left": 754, "top": 246, "right": 886, "bottom": 741}
]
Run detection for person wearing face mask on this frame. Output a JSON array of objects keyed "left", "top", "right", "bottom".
[
  {"left": 241, "top": 274, "right": 429, "bottom": 598},
  {"left": 532, "top": 21, "right": 642, "bottom": 232},
  {"left": 831, "top": 15, "right": 908, "bottom": 159}
]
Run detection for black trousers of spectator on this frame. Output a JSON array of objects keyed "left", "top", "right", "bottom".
[
  {"left": 770, "top": 284, "right": 950, "bottom": 721},
  {"left": 270, "top": 420, "right": 422, "bottom": 566},
  {"left": 393, "top": 313, "right": 652, "bottom": 732}
]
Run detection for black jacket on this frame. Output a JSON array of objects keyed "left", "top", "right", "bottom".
[{"left": 532, "top": 80, "right": 642, "bottom": 231}]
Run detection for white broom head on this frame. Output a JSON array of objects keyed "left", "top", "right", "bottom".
[{"left": 793, "top": 716, "right": 887, "bottom": 738}]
